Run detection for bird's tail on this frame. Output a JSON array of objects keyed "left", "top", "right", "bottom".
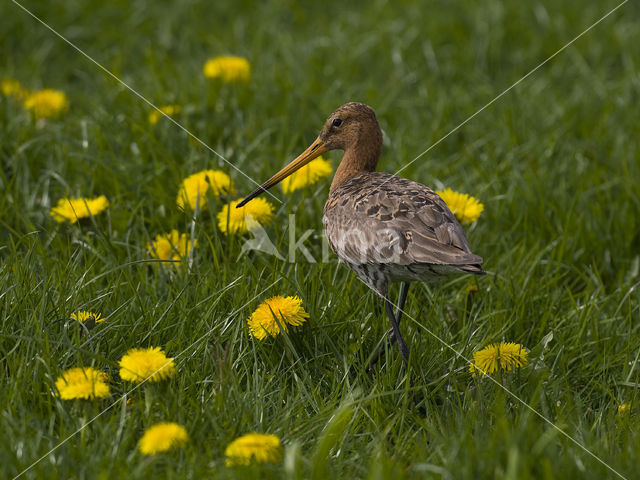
[{"left": 458, "top": 264, "right": 486, "bottom": 275}]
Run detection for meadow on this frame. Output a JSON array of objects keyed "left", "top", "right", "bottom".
[{"left": 1, "top": 0, "right": 639, "bottom": 478}]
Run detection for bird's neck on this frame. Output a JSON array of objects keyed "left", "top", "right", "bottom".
[{"left": 330, "top": 137, "right": 382, "bottom": 192}]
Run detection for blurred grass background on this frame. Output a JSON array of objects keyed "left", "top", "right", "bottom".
[{"left": 1, "top": 0, "right": 639, "bottom": 478}]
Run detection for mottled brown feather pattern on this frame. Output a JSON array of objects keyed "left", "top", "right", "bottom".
[{"left": 323, "top": 172, "right": 483, "bottom": 295}]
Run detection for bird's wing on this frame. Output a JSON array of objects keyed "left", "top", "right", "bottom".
[{"left": 323, "top": 172, "right": 483, "bottom": 267}]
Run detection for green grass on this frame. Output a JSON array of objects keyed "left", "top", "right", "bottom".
[{"left": 2, "top": 0, "right": 640, "bottom": 478}]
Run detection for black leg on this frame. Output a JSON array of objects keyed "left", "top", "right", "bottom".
[
  {"left": 396, "top": 282, "right": 409, "bottom": 325},
  {"left": 386, "top": 298, "right": 410, "bottom": 366},
  {"left": 368, "top": 283, "right": 410, "bottom": 370}
]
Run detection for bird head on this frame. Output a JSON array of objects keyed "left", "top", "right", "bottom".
[{"left": 237, "top": 102, "right": 381, "bottom": 208}]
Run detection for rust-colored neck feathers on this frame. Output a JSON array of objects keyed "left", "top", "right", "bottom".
[
  {"left": 330, "top": 127, "right": 382, "bottom": 191},
  {"left": 319, "top": 103, "right": 383, "bottom": 192}
]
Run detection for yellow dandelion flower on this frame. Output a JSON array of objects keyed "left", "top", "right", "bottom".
[
  {"left": 177, "top": 169, "right": 236, "bottom": 211},
  {"left": 50, "top": 196, "right": 109, "bottom": 223},
  {"left": 1, "top": 78, "right": 28, "bottom": 99},
  {"left": 464, "top": 284, "right": 479, "bottom": 295},
  {"left": 224, "top": 433, "right": 282, "bottom": 466},
  {"left": 70, "top": 310, "right": 104, "bottom": 324},
  {"left": 469, "top": 342, "right": 529, "bottom": 377},
  {"left": 203, "top": 56, "right": 251, "bottom": 83},
  {"left": 119, "top": 346, "right": 176, "bottom": 383},
  {"left": 281, "top": 157, "right": 333, "bottom": 194},
  {"left": 618, "top": 403, "right": 630, "bottom": 415},
  {"left": 436, "top": 188, "right": 484, "bottom": 224},
  {"left": 1, "top": 79, "right": 20, "bottom": 96},
  {"left": 248, "top": 295, "right": 309, "bottom": 340},
  {"left": 55, "top": 367, "right": 110, "bottom": 400},
  {"left": 139, "top": 422, "right": 189, "bottom": 455},
  {"left": 217, "top": 198, "right": 275, "bottom": 235},
  {"left": 148, "top": 104, "right": 180, "bottom": 125},
  {"left": 147, "top": 230, "right": 197, "bottom": 264},
  {"left": 24, "top": 88, "right": 69, "bottom": 119}
]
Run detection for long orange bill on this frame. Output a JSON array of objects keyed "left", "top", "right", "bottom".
[{"left": 236, "top": 137, "right": 328, "bottom": 208}]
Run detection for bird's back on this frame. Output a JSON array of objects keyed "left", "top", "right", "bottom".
[{"left": 323, "top": 172, "right": 484, "bottom": 280}]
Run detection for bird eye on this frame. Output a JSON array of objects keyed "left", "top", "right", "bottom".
[{"left": 332, "top": 118, "right": 342, "bottom": 127}]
